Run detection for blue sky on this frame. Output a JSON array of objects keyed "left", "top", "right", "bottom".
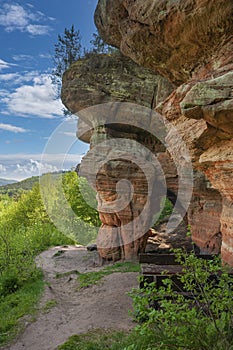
[{"left": 0, "top": 0, "right": 98, "bottom": 180}]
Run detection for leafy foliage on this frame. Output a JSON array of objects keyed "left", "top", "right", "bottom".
[
  {"left": 0, "top": 171, "right": 101, "bottom": 345},
  {"left": 0, "top": 175, "right": 39, "bottom": 197},
  {"left": 0, "top": 278, "right": 44, "bottom": 345},
  {"left": 152, "top": 197, "right": 173, "bottom": 226},
  {"left": 40, "top": 171, "right": 101, "bottom": 244},
  {"left": 59, "top": 251, "right": 233, "bottom": 350},
  {"left": 129, "top": 250, "right": 233, "bottom": 350}
]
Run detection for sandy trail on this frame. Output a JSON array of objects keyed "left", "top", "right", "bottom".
[{"left": 3, "top": 246, "right": 138, "bottom": 350}]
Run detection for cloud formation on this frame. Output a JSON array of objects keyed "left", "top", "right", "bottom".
[
  {"left": 0, "top": 153, "right": 82, "bottom": 180},
  {"left": 0, "top": 58, "right": 16, "bottom": 71},
  {"left": 15, "top": 159, "right": 58, "bottom": 178},
  {"left": 0, "top": 123, "right": 27, "bottom": 133},
  {"left": 1, "top": 74, "right": 64, "bottom": 118},
  {"left": 0, "top": 3, "right": 52, "bottom": 35}
]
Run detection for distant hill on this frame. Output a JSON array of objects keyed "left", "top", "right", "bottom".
[
  {"left": 0, "top": 171, "right": 69, "bottom": 196},
  {"left": 0, "top": 178, "right": 18, "bottom": 186},
  {"left": 0, "top": 176, "right": 39, "bottom": 195}
]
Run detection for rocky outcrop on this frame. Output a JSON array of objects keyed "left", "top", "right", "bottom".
[
  {"left": 62, "top": 53, "right": 174, "bottom": 260},
  {"left": 95, "top": 0, "right": 233, "bottom": 85},
  {"left": 158, "top": 73, "right": 233, "bottom": 263},
  {"left": 62, "top": 52, "right": 173, "bottom": 112},
  {"left": 94, "top": 0, "right": 233, "bottom": 264}
]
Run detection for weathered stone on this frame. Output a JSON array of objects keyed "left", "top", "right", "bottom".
[
  {"left": 62, "top": 52, "right": 173, "bottom": 114},
  {"left": 86, "top": 243, "right": 97, "bottom": 251},
  {"left": 95, "top": 0, "right": 233, "bottom": 85},
  {"left": 158, "top": 73, "right": 233, "bottom": 263},
  {"left": 62, "top": 53, "right": 175, "bottom": 261},
  {"left": 188, "top": 172, "right": 222, "bottom": 254},
  {"left": 79, "top": 126, "right": 164, "bottom": 261},
  {"left": 180, "top": 72, "right": 233, "bottom": 137},
  {"left": 94, "top": 0, "right": 233, "bottom": 265}
]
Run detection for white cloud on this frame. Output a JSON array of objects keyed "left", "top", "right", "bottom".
[
  {"left": 26, "top": 24, "right": 50, "bottom": 35},
  {"left": 39, "top": 53, "right": 52, "bottom": 59},
  {"left": 0, "top": 89, "right": 9, "bottom": 97},
  {"left": 0, "top": 3, "right": 52, "bottom": 35},
  {"left": 0, "top": 123, "right": 28, "bottom": 133},
  {"left": 0, "top": 70, "right": 41, "bottom": 84},
  {"left": 0, "top": 58, "right": 16, "bottom": 71},
  {"left": 16, "top": 159, "right": 58, "bottom": 177},
  {"left": 12, "top": 54, "right": 34, "bottom": 62},
  {"left": 0, "top": 153, "right": 83, "bottom": 180},
  {"left": 1, "top": 74, "right": 64, "bottom": 118},
  {"left": 0, "top": 4, "right": 28, "bottom": 29},
  {"left": 0, "top": 73, "right": 19, "bottom": 81},
  {"left": 0, "top": 164, "right": 6, "bottom": 172}
]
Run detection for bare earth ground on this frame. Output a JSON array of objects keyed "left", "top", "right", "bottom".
[{"left": 3, "top": 246, "right": 138, "bottom": 350}]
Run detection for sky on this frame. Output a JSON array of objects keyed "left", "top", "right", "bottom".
[{"left": 0, "top": 0, "right": 98, "bottom": 180}]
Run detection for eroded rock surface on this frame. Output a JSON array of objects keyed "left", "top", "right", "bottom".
[
  {"left": 94, "top": 0, "right": 233, "bottom": 264},
  {"left": 158, "top": 73, "right": 233, "bottom": 263},
  {"left": 95, "top": 0, "right": 233, "bottom": 85},
  {"left": 62, "top": 0, "right": 233, "bottom": 264},
  {"left": 62, "top": 52, "right": 173, "bottom": 112},
  {"left": 62, "top": 54, "right": 174, "bottom": 261}
]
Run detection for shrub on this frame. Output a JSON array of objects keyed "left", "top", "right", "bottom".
[{"left": 129, "top": 250, "right": 233, "bottom": 350}]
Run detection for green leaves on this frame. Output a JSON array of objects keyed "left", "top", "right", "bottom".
[{"left": 130, "top": 250, "right": 233, "bottom": 349}]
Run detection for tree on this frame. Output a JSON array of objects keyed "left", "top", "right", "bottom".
[
  {"left": 89, "top": 31, "right": 116, "bottom": 54},
  {"left": 52, "top": 25, "right": 82, "bottom": 95}
]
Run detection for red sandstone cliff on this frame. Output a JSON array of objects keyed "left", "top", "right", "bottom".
[
  {"left": 62, "top": 0, "right": 233, "bottom": 264},
  {"left": 94, "top": 0, "right": 233, "bottom": 265}
]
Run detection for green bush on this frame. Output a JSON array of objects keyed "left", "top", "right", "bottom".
[
  {"left": 129, "top": 250, "right": 233, "bottom": 350},
  {"left": 0, "top": 171, "right": 101, "bottom": 346},
  {"left": 0, "top": 184, "right": 74, "bottom": 345},
  {"left": 0, "top": 277, "right": 44, "bottom": 344}
]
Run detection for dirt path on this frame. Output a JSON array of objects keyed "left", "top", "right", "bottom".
[{"left": 4, "top": 246, "right": 138, "bottom": 350}]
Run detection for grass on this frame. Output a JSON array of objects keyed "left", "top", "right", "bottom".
[
  {"left": 55, "top": 270, "right": 80, "bottom": 279},
  {"left": 42, "top": 299, "right": 58, "bottom": 313},
  {"left": 77, "top": 262, "right": 140, "bottom": 289},
  {"left": 57, "top": 329, "right": 130, "bottom": 350},
  {"left": 0, "top": 275, "right": 44, "bottom": 345},
  {"left": 56, "top": 328, "right": 163, "bottom": 350}
]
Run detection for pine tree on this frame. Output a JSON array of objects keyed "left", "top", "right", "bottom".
[{"left": 52, "top": 25, "right": 81, "bottom": 94}]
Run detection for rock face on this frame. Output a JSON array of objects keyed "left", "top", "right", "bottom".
[
  {"left": 62, "top": 52, "right": 173, "bottom": 111},
  {"left": 62, "top": 53, "right": 174, "bottom": 260},
  {"left": 95, "top": 0, "right": 233, "bottom": 85},
  {"left": 94, "top": 0, "right": 233, "bottom": 264}
]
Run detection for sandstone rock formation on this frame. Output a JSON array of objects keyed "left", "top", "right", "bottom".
[
  {"left": 62, "top": 52, "right": 173, "bottom": 111},
  {"left": 95, "top": 0, "right": 233, "bottom": 85},
  {"left": 62, "top": 53, "right": 175, "bottom": 260},
  {"left": 94, "top": 0, "right": 233, "bottom": 265}
]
